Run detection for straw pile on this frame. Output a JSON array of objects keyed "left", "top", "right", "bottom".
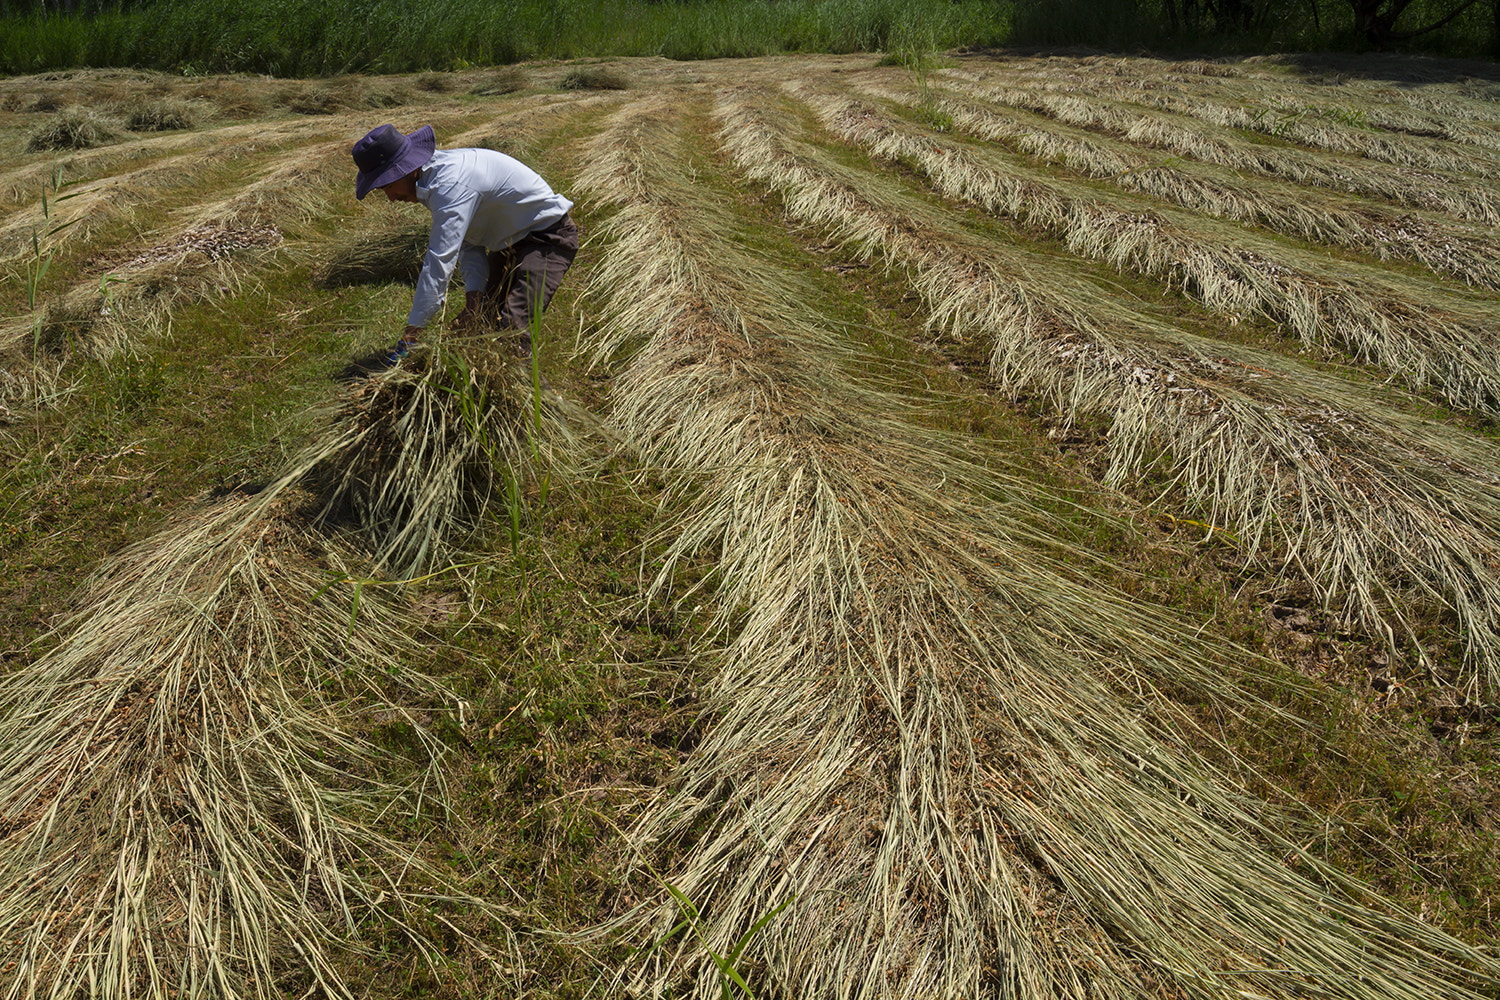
[
  {"left": 575, "top": 97, "right": 1500, "bottom": 1000},
  {"left": 301, "top": 340, "right": 575, "bottom": 578},
  {"left": 951, "top": 73, "right": 1500, "bottom": 226},
  {"left": 0, "top": 304, "right": 568, "bottom": 993}
]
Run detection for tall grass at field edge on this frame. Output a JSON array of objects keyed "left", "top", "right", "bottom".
[{"left": 0, "top": 0, "right": 1007, "bottom": 75}]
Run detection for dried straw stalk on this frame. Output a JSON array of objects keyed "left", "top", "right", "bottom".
[
  {"left": 0, "top": 118, "right": 340, "bottom": 264},
  {"left": 576, "top": 96, "right": 1500, "bottom": 1000},
  {"left": 961, "top": 58, "right": 1500, "bottom": 180},
  {"left": 297, "top": 339, "right": 578, "bottom": 578},
  {"left": 946, "top": 74, "right": 1500, "bottom": 226},
  {"left": 716, "top": 89, "right": 1500, "bottom": 695},
  {"left": 804, "top": 85, "right": 1500, "bottom": 413},
  {"left": 854, "top": 77, "right": 1500, "bottom": 291},
  {"left": 1123, "top": 78, "right": 1500, "bottom": 178},
  {"left": 0, "top": 489, "right": 513, "bottom": 1000}
]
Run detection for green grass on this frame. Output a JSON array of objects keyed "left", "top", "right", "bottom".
[{"left": 0, "top": 0, "right": 1005, "bottom": 76}]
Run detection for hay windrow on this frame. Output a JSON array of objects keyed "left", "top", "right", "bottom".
[
  {"left": 574, "top": 97, "right": 1500, "bottom": 1000},
  {"left": 0, "top": 142, "right": 350, "bottom": 410},
  {"left": 0, "top": 322, "right": 582, "bottom": 992},
  {"left": 0, "top": 233, "right": 287, "bottom": 412},
  {"left": 0, "top": 489, "right": 516, "bottom": 1000},
  {"left": 0, "top": 99, "right": 597, "bottom": 405},
  {"left": 981, "top": 57, "right": 1500, "bottom": 174},
  {"left": 1122, "top": 80, "right": 1500, "bottom": 179},
  {"left": 946, "top": 74, "right": 1500, "bottom": 227},
  {"left": 0, "top": 115, "right": 336, "bottom": 222},
  {"left": 714, "top": 89, "right": 1500, "bottom": 696},
  {"left": 801, "top": 84, "right": 1500, "bottom": 413},
  {"left": 853, "top": 77, "right": 1500, "bottom": 291}
]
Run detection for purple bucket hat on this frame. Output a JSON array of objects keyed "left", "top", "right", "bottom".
[{"left": 352, "top": 124, "right": 436, "bottom": 200}]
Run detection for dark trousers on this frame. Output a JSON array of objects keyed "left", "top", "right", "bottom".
[{"left": 481, "top": 214, "right": 578, "bottom": 338}]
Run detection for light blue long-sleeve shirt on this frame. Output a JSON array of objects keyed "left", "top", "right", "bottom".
[{"left": 407, "top": 148, "right": 574, "bottom": 328}]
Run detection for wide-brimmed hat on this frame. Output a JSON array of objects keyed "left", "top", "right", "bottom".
[{"left": 352, "top": 124, "right": 436, "bottom": 200}]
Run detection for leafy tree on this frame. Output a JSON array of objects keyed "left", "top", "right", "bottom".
[
  {"left": 1163, "top": 0, "right": 1271, "bottom": 31},
  {"left": 1342, "top": 0, "right": 1486, "bottom": 46}
]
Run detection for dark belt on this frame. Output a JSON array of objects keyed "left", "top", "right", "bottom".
[{"left": 533, "top": 213, "right": 571, "bottom": 235}]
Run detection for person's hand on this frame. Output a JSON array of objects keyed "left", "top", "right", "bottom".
[{"left": 402, "top": 324, "right": 422, "bottom": 343}]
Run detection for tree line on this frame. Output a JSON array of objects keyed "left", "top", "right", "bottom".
[
  {"left": 1162, "top": 0, "right": 1496, "bottom": 48},
  {"left": 0, "top": 0, "right": 1496, "bottom": 54}
]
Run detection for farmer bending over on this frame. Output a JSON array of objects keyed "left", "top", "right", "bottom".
[{"left": 351, "top": 123, "right": 577, "bottom": 365}]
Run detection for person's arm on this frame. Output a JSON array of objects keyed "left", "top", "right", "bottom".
[{"left": 406, "top": 186, "right": 481, "bottom": 332}]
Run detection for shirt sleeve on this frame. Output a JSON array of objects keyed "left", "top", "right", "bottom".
[{"left": 407, "top": 187, "right": 480, "bottom": 328}]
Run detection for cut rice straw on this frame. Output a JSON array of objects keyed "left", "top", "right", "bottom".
[
  {"left": 715, "top": 88, "right": 1500, "bottom": 697},
  {"left": 803, "top": 83, "right": 1500, "bottom": 414},
  {"left": 296, "top": 335, "right": 583, "bottom": 579},
  {"left": 0, "top": 486, "right": 519, "bottom": 1000},
  {"left": 855, "top": 76, "right": 1500, "bottom": 292},
  {"left": 574, "top": 96, "right": 1500, "bottom": 1000},
  {"left": 946, "top": 73, "right": 1500, "bottom": 227},
  {"left": 965, "top": 56, "right": 1500, "bottom": 180}
]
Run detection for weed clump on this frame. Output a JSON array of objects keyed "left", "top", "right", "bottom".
[
  {"left": 123, "top": 98, "right": 200, "bottom": 131},
  {"left": 559, "top": 65, "right": 629, "bottom": 91},
  {"left": 25, "top": 108, "right": 123, "bottom": 151},
  {"left": 470, "top": 68, "right": 527, "bottom": 96},
  {"left": 415, "top": 71, "right": 453, "bottom": 92}
]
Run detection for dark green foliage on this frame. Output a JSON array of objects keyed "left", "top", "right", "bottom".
[
  {"left": 0, "top": 0, "right": 1005, "bottom": 77},
  {"left": 1005, "top": 0, "right": 1500, "bottom": 54},
  {"left": 1343, "top": 0, "right": 1489, "bottom": 47}
]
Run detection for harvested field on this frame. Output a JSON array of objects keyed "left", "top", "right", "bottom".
[{"left": 2, "top": 53, "right": 1499, "bottom": 1000}]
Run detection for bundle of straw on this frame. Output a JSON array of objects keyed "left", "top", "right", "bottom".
[
  {"left": 804, "top": 85, "right": 1500, "bottom": 415},
  {"left": 858, "top": 79, "right": 1500, "bottom": 292},
  {"left": 956, "top": 75, "right": 1500, "bottom": 226},
  {"left": 302, "top": 338, "right": 576, "bottom": 578},
  {"left": 576, "top": 99, "right": 1500, "bottom": 1000}
]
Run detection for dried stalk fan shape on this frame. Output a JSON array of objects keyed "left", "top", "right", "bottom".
[
  {"left": 302, "top": 342, "right": 573, "bottom": 578},
  {"left": 577, "top": 100, "right": 1500, "bottom": 1000},
  {"left": 0, "top": 495, "right": 493, "bottom": 1000},
  {"left": 804, "top": 86, "right": 1500, "bottom": 415}
]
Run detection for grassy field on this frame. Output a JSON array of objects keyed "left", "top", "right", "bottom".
[
  {"left": 1, "top": 52, "right": 1499, "bottom": 999},
  {"left": 0, "top": 0, "right": 1002, "bottom": 75}
]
